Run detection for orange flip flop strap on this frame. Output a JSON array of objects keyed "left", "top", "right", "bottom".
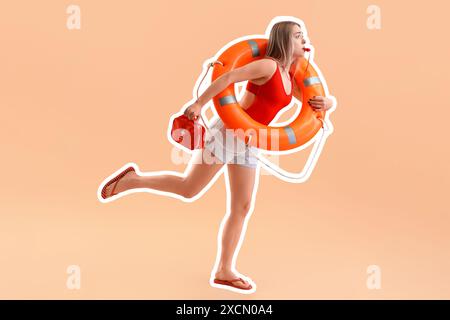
[
  {"left": 110, "top": 178, "right": 121, "bottom": 196},
  {"left": 109, "top": 168, "right": 132, "bottom": 196}
]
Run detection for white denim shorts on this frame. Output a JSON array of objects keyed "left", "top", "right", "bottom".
[{"left": 203, "top": 118, "right": 260, "bottom": 169}]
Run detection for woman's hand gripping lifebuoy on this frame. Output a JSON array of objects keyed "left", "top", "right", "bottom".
[{"left": 308, "top": 96, "right": 333, "bottom": 111}]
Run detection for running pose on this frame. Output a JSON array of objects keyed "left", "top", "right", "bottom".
[{"left": 99, "top": 21, "right": 333, "bottom": 292}]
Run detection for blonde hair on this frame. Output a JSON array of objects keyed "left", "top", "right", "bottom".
[{"left": 265, "top": 21, "right": 299, "bottom": 70}]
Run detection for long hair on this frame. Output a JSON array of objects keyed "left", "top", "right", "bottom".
[{"left": 265, "top": 21, "right": 299, "bottom": 70}]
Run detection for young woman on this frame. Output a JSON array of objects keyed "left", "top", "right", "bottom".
[{"left": 100, "top": 21, "right": 333, "bottom": 291}]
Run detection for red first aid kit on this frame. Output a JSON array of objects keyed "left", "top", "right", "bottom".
[{"left": 170, "top": 114, "right": 205, "bottom": 150}]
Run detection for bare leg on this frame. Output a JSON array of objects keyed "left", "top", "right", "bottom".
[
  {"left": 102, "top": 148, "right": 224, "bottom": 199},
  {"left": 214, "top": 163, "right": 258, "bottom": 289}
]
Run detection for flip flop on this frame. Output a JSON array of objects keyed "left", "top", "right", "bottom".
[
  {"left": 213, "top": 277, "right": 253, "bottom": 290},
  {"left": 101, "top": 166, "right": 135, "bottom": 199}
]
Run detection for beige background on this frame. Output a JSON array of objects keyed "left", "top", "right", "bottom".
[{"left": 1, "top": 0, "right": 449, "bottom": 299}]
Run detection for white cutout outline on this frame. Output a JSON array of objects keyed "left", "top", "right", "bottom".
[
  {"left": 166, "top": 15, "right": 336, "bottom": 182},
  {"left": 97, "top": 15, "right": 336, "bottom": 294}
]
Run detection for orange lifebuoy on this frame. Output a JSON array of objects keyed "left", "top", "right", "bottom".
[{"left": 211, "top": 38, "right": 326, "bottom": 151}]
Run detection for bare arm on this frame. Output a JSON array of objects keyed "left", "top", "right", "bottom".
[
  {"left": 184, "top": 60, "right": 275, "bottom": 120},
  {"left": 196, "top": 74, "right": 229, "bottom": 107},
  {"left": 196, "top": 59, "right": 274, "bottom": 107}
]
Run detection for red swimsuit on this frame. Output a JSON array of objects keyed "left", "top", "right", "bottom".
[{"left": 244, "top": 64, "right": 293, "bottom": 125}]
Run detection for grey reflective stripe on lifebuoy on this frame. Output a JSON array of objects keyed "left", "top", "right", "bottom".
[
  {"left": 247, "top": 40, "right": 260, "bottom": 57},
  {"left": 283, "top": 126, "right": 297, "bottom": 144},
  {"left": 303, "top": 77, "right": 321, "bottom": 87},
  {"left": 219, "top": 95, "right": 238, "bottom": 106}
]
